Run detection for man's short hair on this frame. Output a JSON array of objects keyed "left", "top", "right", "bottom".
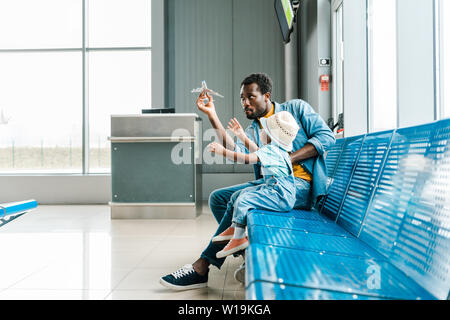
[{"left": 241, "top": 73, "right": 273, "bottom": 95}]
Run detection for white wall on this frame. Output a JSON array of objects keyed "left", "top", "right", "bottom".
[
  {"left": 0, "top": 173, "right": 254, "bottom": 204},
  {"left": 0, "top": 175, "right": 111, "bottom": 204}
]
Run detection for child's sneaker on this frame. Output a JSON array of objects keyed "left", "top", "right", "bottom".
[
  {"left": 212, "top": 226, "right": 235, "bottom": 243},
  {"left": 216, "top": 237, "right": 249, "bottom": 258}
]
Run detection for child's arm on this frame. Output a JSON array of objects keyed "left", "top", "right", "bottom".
[
  {"left": 208, "top": 142, "right": 259, "bottom": 165},
  {"left": 227, "top": 118, "right": 259, "bottom": 153}
]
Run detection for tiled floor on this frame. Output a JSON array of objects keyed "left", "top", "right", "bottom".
[{"left": 0, "top": 204, "right": 246, "bottom": 300}]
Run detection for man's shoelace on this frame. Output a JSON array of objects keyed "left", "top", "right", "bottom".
[{"left": 172, "top": 264, "right": 195, "bottom": 279}]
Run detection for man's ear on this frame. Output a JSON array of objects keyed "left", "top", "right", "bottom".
[{"left": 264, "top": 92, "right": 271, "bottom": 102}]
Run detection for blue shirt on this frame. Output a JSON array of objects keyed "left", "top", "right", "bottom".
[
  {"left": 234, "top": 99, "right": 336, "bottom": 207},
  {"left": 254, "top": 144, "right": 292, "bottom": 178}
]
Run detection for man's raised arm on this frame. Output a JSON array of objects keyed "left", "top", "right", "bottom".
[{"left": 196, "top": 91, "right": 236, "bottom": 150}]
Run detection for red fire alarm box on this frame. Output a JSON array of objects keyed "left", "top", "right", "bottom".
[{"left": 320, "top": 75, "right": 330, "bottom": 92}]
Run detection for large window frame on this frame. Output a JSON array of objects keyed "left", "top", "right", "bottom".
[
  {"left": 0, "top": 0, "right": 155, "bottom": 175},
  {"left": 367, "top": 0, "right": 398, "bottom": 133},
  {"left": 436, "top": 0, "right": 449, "bottom": 120},
  {"left": 331, "top": 0, "right": 344, "bottom": 133}
]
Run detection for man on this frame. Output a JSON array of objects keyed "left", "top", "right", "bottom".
[{"left": 160, "top": 73, "right": 335, "bottom": 290}]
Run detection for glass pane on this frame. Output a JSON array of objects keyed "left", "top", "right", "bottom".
[
  {"left": 0, "top": 52, "right": 82, "bottom": 173},
  {"left": 88, "top": 0, "right": 151, "bottom": 47},
  {"left": 88, "top": 51, "right": 151, "bottom": 173},
  {"left": 442, "top": 0, "right": 450, "bottom": 118},
  {"left": 0, "top": 0, "right": 82, "bottom": 49},
  {"left": 369, "top": 0, "right": 398, "bottom": 132},
  {"left": 336, "top": 4, "right": 344, "bottom": 118}
]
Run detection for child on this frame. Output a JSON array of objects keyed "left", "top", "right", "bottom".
[{"left": 207, "top": 111, "right": 300, "bottom": 258}]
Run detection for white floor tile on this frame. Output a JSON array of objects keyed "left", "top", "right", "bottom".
[
  {"left": 11, "top": 265, "right": 131, "bottom": 290},
  {"left": 0, "top": 205, "right": 245, "bottom": 300},
  {"left": 0, "top": 289, "right": 110, "bottom": 300}
]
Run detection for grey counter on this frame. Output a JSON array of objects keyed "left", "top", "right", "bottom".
[{"left": 109, "top": 114, "right": 202, "bottom": 219}]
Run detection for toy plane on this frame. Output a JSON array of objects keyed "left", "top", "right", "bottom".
[{"left": 191, "top": 81, "right": 224, "bottom": 98}]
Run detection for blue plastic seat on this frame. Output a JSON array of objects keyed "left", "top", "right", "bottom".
[
  {"left": 245, "top": 120, "right": 450, "bottom": 300},
  {"left": 249, "top": 208, "right": 329, "bottom": 222},
  {"left": 246, "top": 244, "right": 436, "bottom": 300},
  {"left": 246, "top": 282, "right": 382, "bottom": 300},
  {"left": 247, "top": 213, "right": 349, "bottom": 237},
  {"left": 248, "top": 225, "right": 385, "bottom": 259},
  {"left": 358, "top": 119, "right": 450, "bottom": 300}
]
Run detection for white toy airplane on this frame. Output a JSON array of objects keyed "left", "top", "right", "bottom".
[
  {"left": 0, "top": 108, "right": 11, "bottom": 125},
  {"left": 191, "top": 81, "right": 224, "bottom": 98}
]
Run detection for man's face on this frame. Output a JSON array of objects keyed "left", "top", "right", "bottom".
[{"left": 240, "top": 83, "right": 271, "bottom": 120}]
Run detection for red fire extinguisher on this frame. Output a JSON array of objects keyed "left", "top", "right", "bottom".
[{"left": 320, "top": 75, "right": 330, "bottom": 92}]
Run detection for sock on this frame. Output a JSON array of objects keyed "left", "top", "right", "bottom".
[{"left": 232, "top": 223, "right": 246, "bottom": 239}]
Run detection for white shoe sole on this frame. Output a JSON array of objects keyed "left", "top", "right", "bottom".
[
  {"left": 234, "top": 265, "right": 245, "bottom": 284},
  {"left": 216, "top": 242, "right": 249, "bottom": 259},
  {"left": 212, "top": 235, "right": 233, "bottom": 243},
  {"left": 159, "top": 277, "right": 207, "bottom": 291}
]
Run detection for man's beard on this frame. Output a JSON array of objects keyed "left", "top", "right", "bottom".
[
  {"left": 245, "top": 108, "right": 264, "bottom": 120},
  {"left": 246, "top": 113, "right": 258, "bottom": 120}
]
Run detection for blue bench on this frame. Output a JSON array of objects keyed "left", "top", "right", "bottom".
[
  {"left": 0, "top": 200, "right": 38, "bottom": 228},
  {"left": 245, "top": 119, "right": 450, "bottom": 300}
]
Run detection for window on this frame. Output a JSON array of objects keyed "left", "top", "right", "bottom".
[
  {"left": 88, "top": 51, "right": 151, "bottom": 173},
  {"left": 368, "top": 0, "right": 398, "bottom": 132},
  {"left": 0, "top": 0, "right": 152, "bottom": 174},
  {"left": 0, "top": 52, "right": 82, "bottom": 173},
  {"left": 87, "top": 0, "right": 152, "bottom": 173},
  {"left": 0, "top": 0, "right": 82, "bottom": 49}
]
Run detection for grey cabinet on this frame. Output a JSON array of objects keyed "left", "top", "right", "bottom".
[{"left": 109, "top": 114, "right": 202, "bottom": 219}]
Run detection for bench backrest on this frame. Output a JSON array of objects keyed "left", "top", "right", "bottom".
[
  {"left": 324, "top": 138, "right": 346, "bottom": 180},
  {"left": 358, "top": 119, "right": 450, "bottom": 300},
  {"left": 320, "top": 119, "right": 450, "bottom": 299},
  {"left": 321, "top": 134, "right": 365, "bottom": 220},
  {"left": 316, "top": 138, "right": 346, "bottom": 210},
  {"left": 336, "top": 130, "right": 394, "bottom": 235}
]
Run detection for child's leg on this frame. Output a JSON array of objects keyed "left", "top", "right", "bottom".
[
  {"left": 232, "top": 222, "right": 246, "bottom": 239},
  {"left": 212, "top": 185, "right": 262, "bottom": 243},
  {"left": 232, "top": 186, "right": 285, "bottom": 227},
  {"left": 216, "top": 186, "right": 287, "bottom": 259}
]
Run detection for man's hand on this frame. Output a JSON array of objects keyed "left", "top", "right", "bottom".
[
  {"left": 207, "top": 142, "right": 225, "bottom": 154},
  {"left": 227, "top": 118, "right": 245, "bottom": 138},
  {"left": 198, "top": 91, "right": 236, "bottom": 151},
  {"left": 196, "top": 91, "right": 216, "bottom": 116}
]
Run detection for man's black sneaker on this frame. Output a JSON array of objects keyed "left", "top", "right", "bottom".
[
  {"left": 234, "top": 262, "right": 245, "bottom": 284},
  {"left": 159, "top": 264, "right": 208, "bottom": 291}
]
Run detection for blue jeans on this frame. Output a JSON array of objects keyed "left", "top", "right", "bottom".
[
  {"left": 232, "top": 176, "right": 296, "bottom": 226},
  {"left": 200, "top": 177, "right": 311, "bottom": 269}
]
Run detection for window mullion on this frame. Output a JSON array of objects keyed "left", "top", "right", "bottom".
[{"left": 82, "top": 0, "right": 89, "bottom": 174}]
